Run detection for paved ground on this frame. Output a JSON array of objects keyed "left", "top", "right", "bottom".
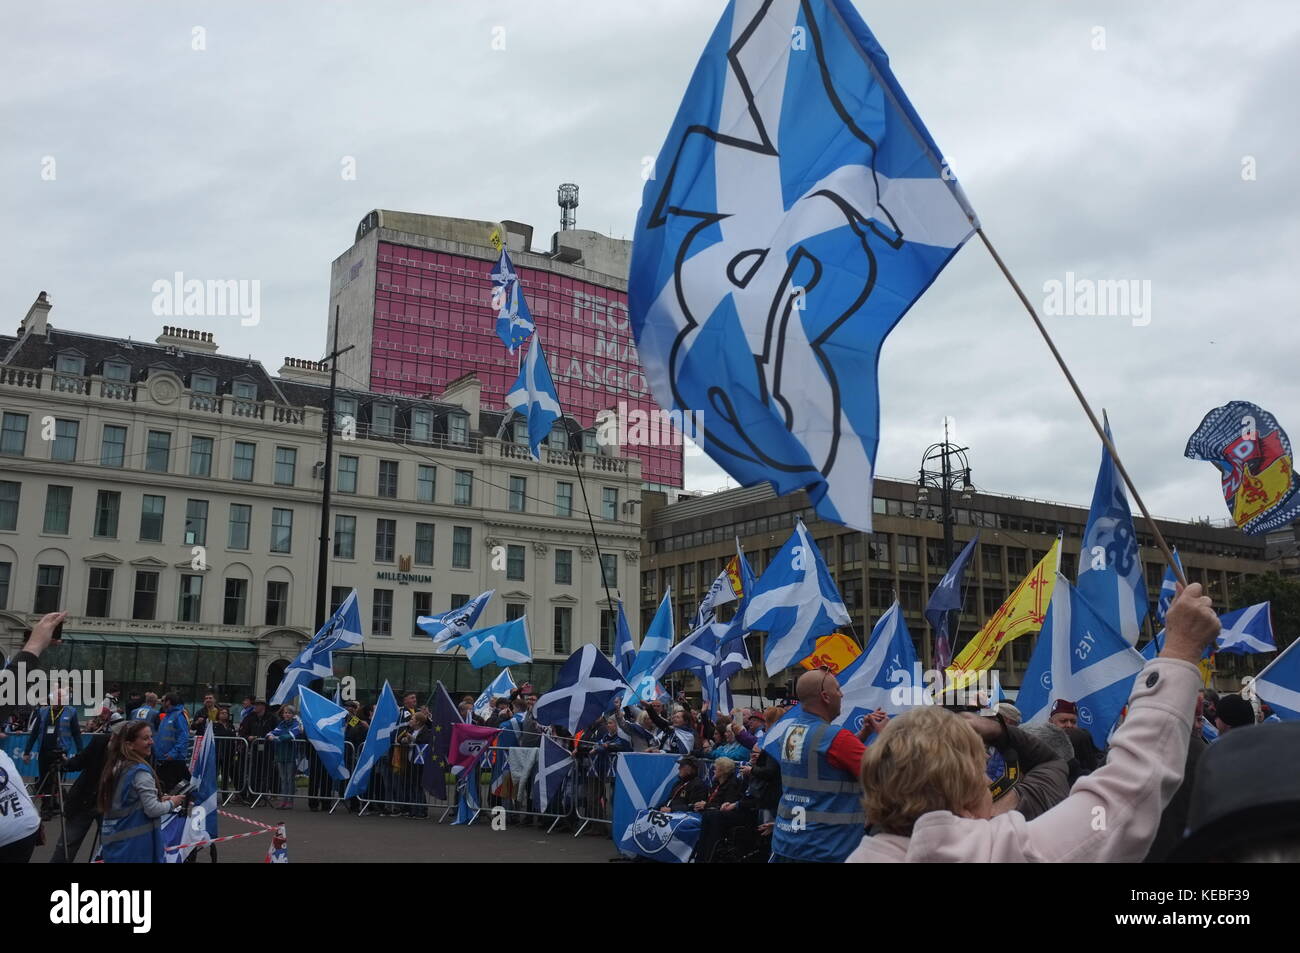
[{"left": 31, "top": 802, "right": 621, "bottom": 864}]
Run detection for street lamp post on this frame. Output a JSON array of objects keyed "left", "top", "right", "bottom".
[{"left": 916, "top": 421, "right": 974, "bottom": 572}]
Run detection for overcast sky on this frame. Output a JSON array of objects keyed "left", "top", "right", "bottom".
[{"left": 3, "top": 0, "right": 1297, "bottom": 525}]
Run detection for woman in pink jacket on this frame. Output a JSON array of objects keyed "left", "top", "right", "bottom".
[{"left": 847, "top": 583, "right": 1222, "bottom": 863}]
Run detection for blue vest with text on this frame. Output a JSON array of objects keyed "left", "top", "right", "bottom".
[
  {"left": 772, "top": 711, "right": 865, "bottom": 863},
  {"left": 100, "top": 763, "right": 164, "bottom": 863}
]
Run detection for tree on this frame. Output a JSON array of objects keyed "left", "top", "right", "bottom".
[{"left": 1217, "top": 573, "right": 1300, "bottom": 684}]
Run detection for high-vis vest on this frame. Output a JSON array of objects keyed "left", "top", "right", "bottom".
[
  {"left": 772, "top": 711, "right": 865, "bottom": 863},
  {"left": 155, "top": 708, "right": 189, "bottom": 762},
  {"left": 100, "top": 763, "right": 165, "bottom": 863}
]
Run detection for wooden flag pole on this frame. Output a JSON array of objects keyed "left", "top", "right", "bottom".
[{"left": 975, "top": 227, "right": 1187, "bottom": 587}]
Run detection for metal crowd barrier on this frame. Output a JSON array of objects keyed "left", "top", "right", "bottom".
[
  {"left": 245, "top": 738, "right": 358, "bottom": 810},
  {"left": 571, "top": 748, "right": 618, "bottom": 836},
  {"left": 213, "top": 735, "right": 249, "bottom": 805}
]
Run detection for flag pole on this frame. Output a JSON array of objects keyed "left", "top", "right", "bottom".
[{"left": 975, "top": 227, "right": 1187, "bottom": 586}]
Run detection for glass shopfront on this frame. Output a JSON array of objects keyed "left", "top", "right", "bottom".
[{"left": 44, "top": 634, "right": 257, "bottom": 706}]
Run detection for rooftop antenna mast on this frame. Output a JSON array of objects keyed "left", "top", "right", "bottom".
[{"left": 558, "top": 183, "right": 578, "bottom": 231}]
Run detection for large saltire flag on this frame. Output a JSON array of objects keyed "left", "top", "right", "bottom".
[
  {"left": 613, "top": 752, "right": 696, "bottom": 862},
  {"left": 1252, "top": 636, "right": 1300, "bottom": 720},
  {"left": 270, "top": 589, "right": 364, "bottom": 705},
  {"left": 1185, "top": 400, "right": 1300, "bottom": 535},
  {"left": 298, "top": 686, "right": 350, "bottom": 781},
  {"left": 948, "top": 539, "right": 1060, "bottom": 691},
  {"left": 491, "top": 248, "right": 536, "bottom": 354},
  {"left": 505, "top": 337, "right": 563, "bottom": 461},
  {"left": 1077, "top": 419, "right": 1147, "bottom": 645},
  {"left": 472, "top": 669, "right": 518, "bottom": 722},
  {"left": 834, "top": 600, "right": 920, "bottom": 733},
  {"left": 343, "top": 681, "right": 400, "bottom": 800},
  {"left": 628, "top": 0, "right": 978, "bottom": 534},
  {"left": 164, "top": 719, "right": 220, "bottom": 862},
  {"left": 535, "top": 644, "right": 630, "bottom": 733},
  {"left": 745, "top": 519, "right": 849, "bottom": 675},
  {"left": 1017, "top": 576, "right": 1146, "bottom": 748},
  {"left": 1215, "top": 602, "right": 1275, "bottom": 655},
  {"left": 448, "top": 617, "right": 533, "bottom": 669}
]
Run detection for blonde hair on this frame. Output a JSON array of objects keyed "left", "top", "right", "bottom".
[
  {"left": 860, "top": 707, "right": 987, "bottom": 836},
  {"left": 714, "top": 756, "right": 736, "bottom": 777}
]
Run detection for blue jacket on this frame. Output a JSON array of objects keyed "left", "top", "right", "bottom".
[
  {"left": 269, "top": 717, "right": 303, "bottom": 764},
  {"left": 23, "top": 706, "right": 81, "bottom": 756},
  {"left": 131, "top": 705, "right": 159, "bottom": 725},
  {"left": 771, "top": 711, "right": 865, "bottom": 863},
  {"left": 100, "top": 762, "right": 165, "bottom": 863},
  {"left": 709, "top": 742, "right": 751, "bottom": 762},
  {"left": 155, "top": 707, "right": 190, "bottom": 763}
]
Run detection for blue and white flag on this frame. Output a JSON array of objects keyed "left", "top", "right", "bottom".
[
  {"left": 533, "top": 734, "right": 573, "bottom": 814},
  {"left": 834, "top": 601, "right": 919, "bottom": 733},
  {"left": 535, "top": 644, "right": 629, "bottom": 732},
  {"left": 628, "top": 0, "right": 978, "bottom": 534},
  {"left": 298, "top": 686, "right": 350, "bottom": 782},
  {"left": 450, "top": 617, "right": 533, "bottom": 669},
  {"left": 270, "top": 589, "right": 364, "bottom": 705},
  {"left": 690, "top": 568, "right": 740, "bottom": 632},
  {"left": 614, "top": 600, "right": 638, "bottom": 678},
  {"left": 1252, "top": 636, "right": 1300, "bottom": 720},
  {"left": 653, "top": 621, "right": 727, "bottom": 683},
  {"left": 418, "top": 589, "right": 494, "bottom": 647},
  {"left": 473, "top": 669, "right": 518, "bottom": 721},
  {"left": 1018, "top": 576, "right": 1146, "bottom": 748},
  {"left": 1156, "top": 548, "right": 1185, "bottom": 627},
  {"left": 625, "top": 588, "right": 675, "bottom": 703},
  {"left": 164, "top": 718, "right": 220, "bottom": 861},
  {"left": 1077, "top": 420, "right": 1148, "bottom": 646},
  {"left": 925, "top": 534, "right": 978, "bottom": 670},
  {"left": 708, "top": 622, "right": 751, "bottom": 712},
  {"left": 491, "top": 248, "right": 536, "bottom": 354},
  {"left": 505, "top": 338, "right": 562, "bottom": 461},
  {"left": 745, "top": 520, "right": 849, "bottom": 675},
  {"left": 1215, "top": 602, "right": 1275, "bottom": 655},
  {"left": 343, "top": 681, "right": 400, "bottom": 800},
  {"left": 496, "top": 711, "right": 528, "bottom": 749},
  {"left": 613, "top": 752, "right": 689, "bottom": 860}
]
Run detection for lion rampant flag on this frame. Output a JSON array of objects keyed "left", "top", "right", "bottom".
[
  {"left": 799, "top": 633, "right": 862, "bottom": 675},
  {"left": 947, "top": 539, "right": 1060, "bottom": 691}
]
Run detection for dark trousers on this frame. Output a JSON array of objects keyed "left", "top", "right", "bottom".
[
  {"left": 0, "top": 829, "right": 40, "bottom": 863},
  {"left": 48, "top": 812, "right": 97, "bottom": 863},
  {"left": 34, "top": 750, "right": 61, "bottom": 815},
  {"left": 157, "top": 759, "right": 190, "bottom": 792}
]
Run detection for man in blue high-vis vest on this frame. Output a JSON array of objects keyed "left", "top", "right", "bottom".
[
  {"left": 154, "top": 694, "right": 191, "bottom": 791},
  {"left": 770, "top": 669, "right": 870, "bottom": 863},
  {"left": 22, "top": 690, "right": 82, "bottom": 820}
]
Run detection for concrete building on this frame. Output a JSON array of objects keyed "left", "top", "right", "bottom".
[
  {"left": 326, "top": 209, "right": 685, "bottom": 493},
  {"left": 0, "top": 293, "right": 642, "bottom": 702},
  {"left": 641, "top": 475, "right": 1274, "bottom": 697}
]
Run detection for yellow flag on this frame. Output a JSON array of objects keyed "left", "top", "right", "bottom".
[
  {"left": 947, "top": 539, "right": 1060, "bottom": 691},
  {"left": 798, "top": 633, "right": 862, "bottom": 675},
  {"left": 489, "top": 227, "right": 504, "bottom": 252}
]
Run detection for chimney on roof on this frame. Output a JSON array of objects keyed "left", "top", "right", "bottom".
[
  {"left": 21, "top": 291, "right": 52, "bottom": 338},
  {"left": 155, "top": 325, "right": 219, "bottom": 354},
  {"left": 277, "top": 356, "right": 331, "bottom": 383}
]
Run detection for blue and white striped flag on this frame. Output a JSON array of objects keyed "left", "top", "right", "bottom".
[
  {"left": 533, "top": 734, "right": 573, "bottom": 814},
  {"left": 745, "top": 519, "right": 849, "bottom": 675},
  {"left": 298, "top": 686, "right": 350, "bottom": 781},
  {"left": 1215, "top": 602, "right": 1275, "bottom": 655},
  {"left": 1252, "top": 637, "right": 1300, "bottom": 720},
  {"left": 473, "top": 669, "right": 518, "bottom": 721},
  {"left": 449, "top": 617, "right": 533, "bottom": 669},
  {"left": 270, "top": 589, "right": 364, "bottom": 705},
  {"left": 653, "top": 621, "right": 727, "bottom": 683},
  {"left": 418, "top": 589, "right": 494, "bottom": 647},
  {"left": 491, "top": 248, "right": 536, "bottom": 354},
  {"left": 835, "top": 600, "right": 919, "bottom": 732},
  {"left": 343, "top": 681, "right": 400, "bottom": 800},
  {"left": 505, "top": 338, "right": 562, "bottom": 461}
]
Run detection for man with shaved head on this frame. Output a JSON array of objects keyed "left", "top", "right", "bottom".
[{"left": 768, "top": 667, "right": 869, "bottom": 862}]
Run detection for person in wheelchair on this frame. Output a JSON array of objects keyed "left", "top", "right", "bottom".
[{"left": 695, "top": 757, "right": 771, "bottom": 862}]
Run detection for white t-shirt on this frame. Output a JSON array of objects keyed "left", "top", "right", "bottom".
[{"left": 0, "top": 748, "right": 41, "bottom": 847}]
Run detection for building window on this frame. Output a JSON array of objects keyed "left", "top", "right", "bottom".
[
  {"left": 555, "top": 549, "right": 572, "bottom": 585},
  {"left": 224, "top": 578, "right": 248, "bottom": 626},
  {"left": 232, "top": 380, "right": 256, "bottom": 400},
  {"left": 413, "top": 591, "right": 432, "bottom": 635},
  {"left": 0, "top": 413, "right": 28, "bottom": 456},
  {"left": 841, "top": 535, "right": 861, "bottom": 566},
  {"left": 0, "top": 481, "right": 19, "bottom": 531},
  {"left": 375, "top": 519, "right": 396, "bottom": 562},
  {"left": 507, "top": 544, "right": 525, "bottom": 581},
  {"left": 139, "top": 495, "right": 165, "bottom": 542},
  {"left": 227, "top": 503, "right": 251, "bottom": 550},
  {"left": 372, "top": 403, "right": 395, "bottom": 436},
  {"left": 417, "top": 465, "right": 436, "bottom": 503},
  {"left": 265, "top": 581, "right": 289, "bottom": 626},
  {"left": 178, "top": 574, "right": 203, "bottom": 622},
  {"left": 378, "top": 460, "right": 399, "bottom": 498},
  {"left": 505, "top": 602, "right": 526, "bottom": 622},
  {"left": 600, "top": 553, "right": 617, "bottom": 590},
  {"left": 841, "top": 575, "right": 863, "bottom": 613},
  {"left": 43, "top": 486, "right": 72, "bottom": 534},
  {"left": 983, "top": 587, "right": 1005, "bottom": 617},
  {"left": 981, "top": 544, "right": 1003, "bottom": 578},
  {"left": 555, "top": 482, "right": 573, "bottom": 517},
  {"left": 133, "top": 571, "right": 159, "bottom": 620},
  {"left": 35, "top": 565, "right": 64, "bottom": 612},
  {"left": 509, "top": 476, "right": 526, "bottom": 512},
  {"left": 335, "top": 397, "right": 357, "bottom": 432},
  {"left": 411, "top": 408, "right": 433, "bottom": 442},
  {"left": 52, "top": 419, "right": 79, "bottom": 462},
  {"left": 602, "top": 488, "right": 618, "bottom": 521},
  {"left": 191, "top": 374, "right": 216, "bottom": 395},
  {"left": 896, "top": 535, "right": 920, "bottom": 572},
  {"left": 274, "top": 447, "right": 297, "bottom": 486},
  {"left": 548, "top": 424, "right": 568, "bottom": 450},
  {"left": 415, "top": 523, "right": 434, "bottom": 566},
  {"left": 233, "top": 441, "right": 256, "bottom": 481},
  {"left": 189, "top": 436, "right": 214, "bottom": 477},
  {"left": 330, "top": 586, "right": 349, "bottom": 615},
  {"left": 450, "top": 594, "right": 469, "bottom": 610},
  {"left": 185, "top": 499, "right": 208, "bottom": 546},
  {"left": 145, "top": 430, "right": 171, "bottom": 472},
  {"left": 454, "top": 470, "right": 473, "bottom": 506},
  {"left": 599, "top": 609, "right": 617, "bottom": 654},
  {"left": 93, "top": 490, "right": 120, "bottom": 538},
  {"left": 452, "top": 526, "right": 472, "bottom": 569},
  {"left": 553, "top": 607, "right": 572, "bottom": 655},
  {"left": 1006, "top": 547, "right": 1027, "bottom": 578},
  {"left": 100, "top": 425, "right": 127, "bottom": 468},
  {"left": 334, "top": 515, "right": 356, "bottom": 559},
  {"left": 337, "top": 455, "right": 358, "bottom": 494},
  {"left": 449, "top": 412, "right": 468, "bottom": 445},
  {"left": 0, "top": 562, "right": 10, "bottom": 610},
  {"left": 86, "top": 568, "right": 113, "bottom": 618},
  {"left": 373, "top": 589, "right": 393, "bottom": 637},
  {"left": 868, "top": 577, "right": 893, "bottom": 611},
  {"left": 869, "top": 534, "right": 891, "bottom": 569},
  {"left": 270, "top": 508, "right": 293, "bottom": 553}
]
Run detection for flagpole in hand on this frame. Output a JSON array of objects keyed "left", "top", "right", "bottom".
[{"left": 975, "top": 227, "right": 1186, "bottom": 587}]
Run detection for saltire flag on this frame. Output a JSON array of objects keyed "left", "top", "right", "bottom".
[
  {"left": 270, "top": 589, "right": 363, "bottom": 705},
  {"left": 1077, "top": 419, "right": 1147, "bottom": 645},
  {"left": 625, "top": 588, "right": 675, "bottom": 703},
  {"left": 163, "top": 719, "right": 219, "bottom": 861},
  {"left": 1185, "top": 401, "right": 1300, "bottom": 535},
  {"left": 1017, "top": 576, "right": 1146, "bottom": 748},
  {"left": 613, "top": 752, "right": 687, "bottom": 859},
  {"left": 925, "top": 534, "right": 979, "bottom": 670},
  {"left": 448, "top": 617, "right": 533, "bottom": 669},
  {"left": 496, "top": 711, "right": 529, "bottom": 748},
  {"left": 614, "top": 600, "right": 638, "bottom": 678},
  {"left": 473, "top": 668, "right": 518, "bottom": 721},
  {"left": 448, "top": 723, "right": 500, "bottom": 777},
  {"left": 343, "top": 681, "right": 399, "bottom": 800},
  {"left": 653, "top": 620, "right": 727, "bottom": 682},
  {"left": 297, "top": 686, "right": 350, "bottom": 781},
  {"left": 948, "top": 538, "right": 1059, "bottom": 691},
  {"left": 1215, "top": 603, "right": 1275, "bottom": 655},
  {"left": 834, "top": 600, "right": 920, "bottom": 734},
  {"left": 1250, "top": 636, "right": 1300, "bottom": 720},
  {"left": 744, "top": 519, "right": 849, "bottom": 675},
  {"left": 491, "top": 248, "right": 536, "bottom": 354},
  {"left": 1156, "top": 548, "right": 1185, "bottom": 626},
  {"left": 425, "top": 681, "right": 463, "bottom": 799},
  {"left": 533, "top": 734, "right": 573, "bottom": 814},
  {"left": 709, "top": 625, "right": 752, "bottom": 713},
  {"left": 417, "top": 589, "right": 494, "bottom": 647},
  {"left": 505, "top": 337, "right": 562, "bottom": 461},
  {"left": 628, "top": 0, "right": 978, "bottom": 534},
  {"left": 536, "top": 644, "right": 630, "bottom": 732},
  {"left": 489, "top": 746, "right": 513, "bottom": 797}
]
